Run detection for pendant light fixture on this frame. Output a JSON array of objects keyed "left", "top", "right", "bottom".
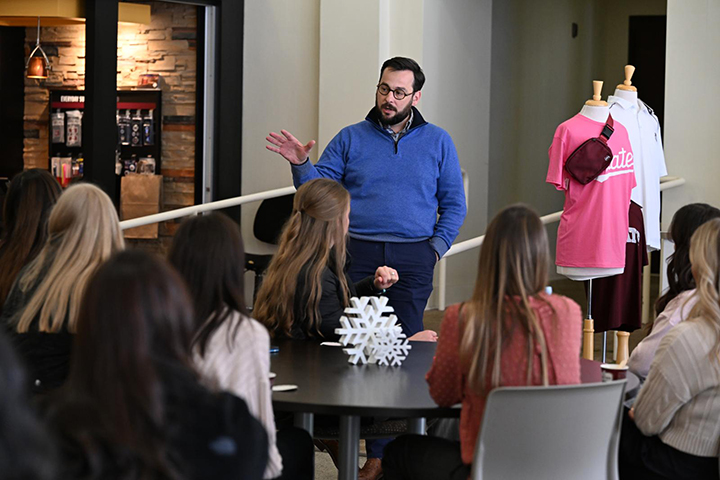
[{"left": 26, "top": 17, "right": 50, "bottom": 79}]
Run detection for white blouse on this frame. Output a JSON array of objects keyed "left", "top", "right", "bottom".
[
  {"left": 194, "top": 311, "right": 282, "bottom": 479},
  {"left": 628, "top": 289, "right": 696, "bottom": 380}
]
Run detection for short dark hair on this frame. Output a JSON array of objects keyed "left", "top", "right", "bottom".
[{"left": 379, "top": 57, "right": 425, "bottom": 92}]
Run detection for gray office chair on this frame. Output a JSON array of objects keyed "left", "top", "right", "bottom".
[{"left": 472, "top": 380, "right": 626, "bottom": 480}]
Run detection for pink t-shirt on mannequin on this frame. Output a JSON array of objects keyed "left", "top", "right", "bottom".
[{"left": 547, "top": 114, "right": 636, "bottom": 269}]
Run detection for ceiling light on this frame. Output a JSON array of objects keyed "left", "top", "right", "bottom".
[{"left": 26, "top": 17, "right": 50, "bottom": 80}]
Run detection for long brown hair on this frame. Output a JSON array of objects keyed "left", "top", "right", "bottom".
[
  {"left": 687, "top": 218, "right": 720, "bottom": 363},
  {"left": 12, "top": 183, "right": 124, "bottom": 334},
  {"left": 0, "top": 169, "right": 61, "bottom": 310},
  {"left": 254, "top": 179, "right": 351, "bottom": 338},
  {"left": 51, "top": 250, "right": 195, "bottom": 480},
  {"left": 460, "top": 204, "right": 553, "bottom": 394},
  {"left": 168, "top": 213, "right": 248, "bottom": 357}
]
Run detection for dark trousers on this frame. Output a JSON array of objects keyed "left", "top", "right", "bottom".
[
  {"left": 273, "top": 427, "right": 314, "bottom": 480},
  {"left": 348, "top": 238, "right": 436, "bottom": 460},
  {"left": 382, "top": 434, "right": 471, "bottom": 480},
  {"left": 348, "top": 238, "right": 436, "bottom": 337},
  {"left": 619, "top": 410, "right": 719, "bottom": 480}
]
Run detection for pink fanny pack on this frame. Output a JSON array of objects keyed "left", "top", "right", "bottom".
[{"left": 564, "top": 114, "right": 614, "bottom": 185}]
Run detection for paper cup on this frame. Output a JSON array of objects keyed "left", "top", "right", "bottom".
[{"left": 601, "top": 364, "right": 628, "bottom": 382}]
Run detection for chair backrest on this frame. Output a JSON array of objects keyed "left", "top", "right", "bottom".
[
  {"left": 472, "top": 380, "right": 626, "bottom": 480},
  {"left": 252, "top": 193, "right": 295, "bottom": 244}
]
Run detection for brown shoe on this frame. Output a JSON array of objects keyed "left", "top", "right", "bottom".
[
  {"left": 358, "top": 457, "right": 383, "bottom": 480},
  {"left": 314, "top": 439, "right": 340, "bottom": 469}
]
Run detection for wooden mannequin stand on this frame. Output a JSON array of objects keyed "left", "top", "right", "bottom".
[
  {"left": 616, "top": 65, "right": 638, "bottom": 92},
  {"left": 616, "top": 331, "right": 630, "bottom": 366},
  {"left": 585, "top": 80, "right": 608, "bottom": 107}
]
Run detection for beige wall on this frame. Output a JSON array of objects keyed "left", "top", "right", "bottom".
[
  {"left": 422, "top": 0, "right": 493, "bottom": 305},
  {"left": 317, "top": 1, "right": 381, "bottom": 150},
  {"left": 241, "top": 0, "right": 320, "bottom": 256},
  {"left": 489, "top": 0, "right": 598, "bottom": 218},
  {"left": 662, "top": 0, "right": 720, "bottom": 227}
]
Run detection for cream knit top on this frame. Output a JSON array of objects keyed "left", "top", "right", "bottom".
[
  {"left": 634, "top": 316, "right": 720, "bottom": 457},
  {"left": 193, "top": 312, "right": 282, "bottom": 479}
]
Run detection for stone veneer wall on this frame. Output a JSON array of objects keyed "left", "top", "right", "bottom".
[{"left": 23, "top": 1, "right": 197, "bottom": 251}]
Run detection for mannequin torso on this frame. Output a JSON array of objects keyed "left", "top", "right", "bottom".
[
  {"left": 612, "top": 88, "right": 637, "bottom": 104},
  {"left": 559, "top": 105, "right": 624, "bottom": 281},
  {"left": 579, "top": 104, "right": 611, "bottom": 123}
]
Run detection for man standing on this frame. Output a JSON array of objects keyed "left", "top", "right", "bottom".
[{"left": 266, "top": 57, "right": 466, "bottom": 338}]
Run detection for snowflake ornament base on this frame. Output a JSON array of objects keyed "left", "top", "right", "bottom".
[{"left": 335, "top": 296, "right": 411, "bottom": 366}]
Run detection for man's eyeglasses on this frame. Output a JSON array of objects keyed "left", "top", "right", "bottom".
[{"left": 377, "top": 84, "right": 414, "bottom": 101}]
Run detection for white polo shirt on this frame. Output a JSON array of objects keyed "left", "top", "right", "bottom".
[{"left": 608, "top": 94, "right": 668, "bottom": 251}]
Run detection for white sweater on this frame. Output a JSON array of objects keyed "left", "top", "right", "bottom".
[
  {"left": 194, "top": 312, "right": 282, "bottom": 479},
  {"left": 634, "top": 317, "right": 720, "bottom": 457}
]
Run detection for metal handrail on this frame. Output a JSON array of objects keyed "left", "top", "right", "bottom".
[
  {"left": 119, "top": 185, "right": 296, "bottom": 230},
  {"left": 436, "top": 176, "right": 686, "bottom": 309},
  {"left": 118, "top": 174, "right": 686, "bottom": 313},
  {"left": 121, "top": 170, "right": 470, "bottom": 231}
]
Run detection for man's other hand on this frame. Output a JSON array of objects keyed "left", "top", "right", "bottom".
[{"left": 408, "top": 330, "right": 438, "bottom": 342}]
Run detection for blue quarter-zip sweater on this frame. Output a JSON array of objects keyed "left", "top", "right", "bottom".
[{"left": 291, "top": 107, "right": 466, "bottom": 258}]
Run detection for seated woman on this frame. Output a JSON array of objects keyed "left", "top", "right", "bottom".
[
  {"left": 619, "top": 218, "right": 720, "bottom": 480},
  {"left": 1, "top": 183, "right": 124, "bottom": 393},
  {"left": 254, "top": 178, "right": 435, "bottom": 480},
  {"left": 0, "top": 169, "right": 61, "bottom": 314},
  {"left": 382, "top": 204, "right": 582, "bottom": 480},
  {"left": 254, "top": 178, "right": 409, "bottom": 341},
  {"left": 45, "top": 250, "right": 269, "bottom": 480},
  {"left": 169, "top": 212, "right": 313, "bottom": 480},
  {"left": 628, "top": 203, "right": 720, "bottom": 380}
]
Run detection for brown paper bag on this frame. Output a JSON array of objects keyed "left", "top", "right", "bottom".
[{"left": 121, "top": 174, "right": 163, "bottom": 239}]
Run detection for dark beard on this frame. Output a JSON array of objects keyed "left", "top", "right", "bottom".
[{"left": 376, "top": 102, "right": 412, "bottom": 128}]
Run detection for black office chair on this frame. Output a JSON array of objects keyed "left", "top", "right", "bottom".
[{"left": 245, "top": 193, "right": 295, "bottom": 308}]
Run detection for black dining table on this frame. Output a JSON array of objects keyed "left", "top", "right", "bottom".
[
  {"left": 270, "top": 339, "right": 457, "bottom": 480},
  {"left": 271, "top": 339, "right": 639, "bottom": 480}
]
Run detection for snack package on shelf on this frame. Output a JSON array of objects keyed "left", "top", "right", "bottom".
[
  {"left": 65, "top": 110, "right": 83, "bottom": 147},
  {"left": 51, "top": 112, "right": 65, "bottom": 144}
]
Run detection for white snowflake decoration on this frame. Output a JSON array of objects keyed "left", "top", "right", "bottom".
[{"left": 335, "top": 296, "right": 411, "bottom": 366}]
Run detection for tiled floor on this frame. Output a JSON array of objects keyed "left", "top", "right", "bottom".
[{"left": 313, "top": 276, "right": 657, "bottom": 478}]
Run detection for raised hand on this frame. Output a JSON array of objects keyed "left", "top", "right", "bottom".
[{"left": 266, "top": 129, "right": 316, "bottom": 165}]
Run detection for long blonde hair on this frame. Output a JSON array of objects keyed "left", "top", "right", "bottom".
[
  {"left": 460, "top": 204, "right": 553, "bottom": 394},
  {"left": 687, "top": 218, "right": 720, "bottom": 362},
  {"left": 13, "top": 184, "right": 124, "bottom": 333},
  {"left": 254, "top": 179, "right": 351, "bottom": 338}
]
